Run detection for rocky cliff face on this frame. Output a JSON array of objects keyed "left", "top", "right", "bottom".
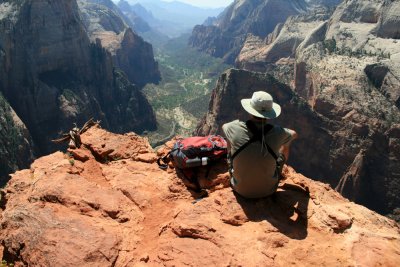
[
  {"left": 0, "top": 0, "right": 158, "bottom": 184},
  {"left": 116, "top": 1, "right": 171, "bottom": 46},
  {"left": 0, "top": 93, "right": 35, "bottom": 186},
  {"left": 236, "top": 8, "right": 332, "bottom": 70},
  {"left": 375, "top": 0, "right": 400, "bottom": 39},
  {"left": 0, "top": 126, "right": 399, "bottom": 266},
  {"left": 307, "top": 0, "right": 342, "bottom": 7},
  {"left": 117, "top": 0, "right": 152, "bottom": 33},
  {"left": 78, "top": 0, "right": 161, "bottom": 87},
  {"left": 198, "top": 0, "right": 400, "bottom": 216},
  {"left": 189, "top": 0, "right": 309, "bottom": 64}
]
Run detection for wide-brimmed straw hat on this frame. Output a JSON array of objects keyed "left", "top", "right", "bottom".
[{"left": 241, "top": 91, "right": 281, "bottom": 119}]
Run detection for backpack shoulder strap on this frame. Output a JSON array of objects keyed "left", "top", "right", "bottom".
[
  {"left": 157, "top": 146, "right": 179, "bottom": 170},
  {"left": 157, "top": 152, "right": 171, "bottom": 170},
  {"left": 230, "top": 120, "right": 274, "bottom": 161}
]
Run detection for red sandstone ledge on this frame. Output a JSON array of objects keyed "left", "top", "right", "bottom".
[{"left": 0, "top": 126, "right": 399, "bottom": 266}]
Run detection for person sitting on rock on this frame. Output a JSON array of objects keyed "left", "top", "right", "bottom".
[{"left": 222, "top": 91, "right": 297, "bottom": 198}]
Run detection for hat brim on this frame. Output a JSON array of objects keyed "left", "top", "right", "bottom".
[{"left": 241, "top": 99, "right": 281, "bottom": 119}]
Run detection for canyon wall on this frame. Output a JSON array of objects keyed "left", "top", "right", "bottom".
[
  {"left": 78, "top": 0, "right": 161, "bottom": 87},
  {"left": 189, "top": 0, "right": 308, "bottom": 64},
  {"left": 0, "top": 0, "right": 160, "bottom": 185},
  {"left": 0, "top": 93, "right": 35, "bottom": 185}
]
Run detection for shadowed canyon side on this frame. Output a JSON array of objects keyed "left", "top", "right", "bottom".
[
  {"left": 0, "top": 93, "right": 35, "bottom": 185},
  {"left": 197, "top": 0, "right": 400, "bottom": 216},
  {"left": 0, "top": 126, "right": 399, "bottom": 266},
  {"left": 0, "top": 0, "right": 160, "bottom": 184},
  {"left": 78, "top": 0, "right": 161, "bottom": 87}
]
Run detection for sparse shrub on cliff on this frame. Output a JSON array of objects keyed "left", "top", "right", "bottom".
[
  {"left": 324, "top": 40, "right": 391, "bottom": 59},
  {"left": 323, "top": 37, "right": 337, "bottom": 54},
  {"left": 387, "top": 208, "right": 400, "bottom": 223},
  {"left": 0, "top": 93, "right": 20, "bottom": 170},
  {"left": 61, "top": 89, "right": 83, "bottom": 105},
  {"left": 1, "top": 260, "right": 14, "bottom": 267}
]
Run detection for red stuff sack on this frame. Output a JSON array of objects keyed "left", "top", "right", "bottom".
[
  {"left": 157, "top": 135, "right": 228, "bottom": 169},
  {"left": 157, "top": 135, "right": 227, "bottom": 194}
]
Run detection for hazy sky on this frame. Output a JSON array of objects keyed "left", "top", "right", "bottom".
[
  {"left": 117, "top": 0, "right": 234, "bottom": 8},
  {"left": 163, "top": 0, "right": 234, "bottom": 8}
]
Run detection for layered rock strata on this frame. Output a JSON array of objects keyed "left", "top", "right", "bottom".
[
  {"left": 0, "top": 126, "right": 399, "bottom": 266},
  {"left": 0, "top": 0, "right": 158, "bottom": 184},
  {"left": 78, "top": 0, "right": 161, "bottom": 87},
  {"left": 189, "top": 0, "right": 309, "bottom": 64}
]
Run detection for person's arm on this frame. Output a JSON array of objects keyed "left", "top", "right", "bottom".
[
  {"left": 222, "top": 122, "right": 233, "bottom": 154},
  {"left": 279, "top": 129, "right": 297, "bottom": 161}
]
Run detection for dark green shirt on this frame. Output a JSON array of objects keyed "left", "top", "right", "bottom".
[{"left": 223, "top": 120, "right": 293, "bottom": 198}]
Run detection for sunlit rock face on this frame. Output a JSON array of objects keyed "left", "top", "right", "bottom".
[
  {"left": 189, "top": 0, "right": 309, "bottom": 64},
  {"left": 187, "top": 0, "right": 344, "bottom": 64},
  {"left": 0, "top": 0, "right": 158, "bottom": 183},
  {"left": 1, "top": 125, "right": 399, "bottom": 266}
]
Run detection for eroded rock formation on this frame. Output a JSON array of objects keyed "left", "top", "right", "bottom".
[
  {"left": 78, "top": 0, "right": 161, "bottom": 87},
  {"left": 374, "top": 0, "right": 400, "bottom": 39},
  {"left": 0, "top": 126, "right": 399, "bottom": 266},
  {"left": 189, "top": 0, "right": 308, "bottom": 64}
]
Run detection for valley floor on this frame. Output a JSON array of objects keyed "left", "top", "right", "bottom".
[{"left": 142, "top": 34, "right": 231, "bottom": 146}]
